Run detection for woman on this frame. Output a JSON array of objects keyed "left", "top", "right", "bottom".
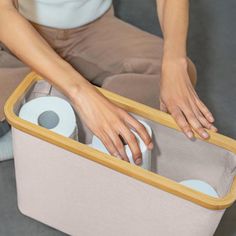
[{"left": 0, "top": 0, "right": 217, "bottom": 163}]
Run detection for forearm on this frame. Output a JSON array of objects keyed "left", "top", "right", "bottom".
[
  {"left": 0, "top": 4, "right": 90, "bottom": 99},
  {"left": 156, "top": 0, "right": 189, "bottom": 60}
]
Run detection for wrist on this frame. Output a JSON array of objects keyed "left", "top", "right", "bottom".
[
  {"left": 163, "top": 39, "right": 187, "bottom": 61},
  {"left": 162, "top": 56, "right": 188, "bottom": 71},
  {"left": 67, "top": 80, "right": 91, "bottom": 104},
  {"left": 57, "top": 63, "right": 91, "bottom": 102}
]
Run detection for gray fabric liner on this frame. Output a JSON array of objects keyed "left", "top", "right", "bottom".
[
  {"left": 16, "top": 81, "right": 236, "bottom": 198},
  {"left": 78, "top": 113, "right": 236, "bottom": 198}
]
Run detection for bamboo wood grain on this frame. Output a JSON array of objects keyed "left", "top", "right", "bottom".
[{"left": 4, "top": 72, "right": 236, "bottom": 210}]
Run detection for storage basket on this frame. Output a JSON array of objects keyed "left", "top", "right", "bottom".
[{"left": 4, "top": 72, "right": 236, "bottom": 236}]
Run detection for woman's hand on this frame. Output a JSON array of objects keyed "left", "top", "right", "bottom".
[
  {"left": 70, "top": 83, "right": 153, "bottom": 164},
  {"left": 160, "top": 58, "right": 217, "bottom": 139}
]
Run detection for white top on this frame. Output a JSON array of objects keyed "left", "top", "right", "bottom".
[{"left": 18, "top": 0, "right": 112, "bottom": 29}]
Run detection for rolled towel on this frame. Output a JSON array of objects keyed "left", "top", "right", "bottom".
[{"left": 0, "top": 130, "right": 13, "bottom": 161}]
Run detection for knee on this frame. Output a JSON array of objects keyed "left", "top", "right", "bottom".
[
  {"left": 102, "top": 73, "right": 160, "bottom": 109},
  {"left": 121, "top": 57, "right": 162, "bottom": 76}
]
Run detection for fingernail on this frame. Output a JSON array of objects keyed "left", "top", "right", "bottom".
[
  {"left": 114, "top": 153, "right": 122, "bottom": 160},
  {"left": 208, "top": 115, "right": 214, "bottom": 122},
  {"left": 135, "top": 158, "right": 142, "bottom": 165},
  {"left": 210, "top": 125, "right": 218, "bottom": 132},
  {"left": 148, "top": 142, "right": 154, "bottom": 150},
  {"left": 202, "top": 131, "right": 209, "bottom": 139},
  {"left": 187, "top": 131, "right": 193, "bottom": 139}
]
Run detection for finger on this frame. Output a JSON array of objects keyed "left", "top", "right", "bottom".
[
  {"left": 194, "top": 98, "right": 215, "bottom": 123},
  {"left": 118, "top": 124, "right": 142, "bottom": 165},
  {"left": 182, "top": 104, "right": 209, "bottom": 139},
  {"left": 99, "top": 131, "right": 122, "bottom": 160},
  {"left": 169, "top": 106, "right": 194, "bottom": 139},
  {"left": 108, "top": 130, "right": 129, "bottom": 162},
  {"left": 195, "top": 111, "right": 217, "bottom": 132},
  {"left": 189, "top": 100, "right": 218, "bottom": 132},
  {"left": 160, "top": 101, "right": 168, "bottom": 113},
  {"left": 121, "top": 111, "right": 153, "bottom": 150}
]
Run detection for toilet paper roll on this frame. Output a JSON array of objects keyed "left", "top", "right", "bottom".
[
  {"left": 91, "top": 120, "right": 152, "bottom": 170},
  {"left": 19, "top": 96, "right": 78, "bottom": 140},
  {"left": 180, "top": 179, "right": 219, "bottom": 198}
]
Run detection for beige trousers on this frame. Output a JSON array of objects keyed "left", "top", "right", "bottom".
[{"left": 0, "top": 6, "right": 163, "bottom": 122}]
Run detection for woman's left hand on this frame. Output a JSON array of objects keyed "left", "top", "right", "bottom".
[{"left": 160, "top": 58, "right": 217, "bottom": 139}]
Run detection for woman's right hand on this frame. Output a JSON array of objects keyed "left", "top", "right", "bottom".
[{"left": 70, "top": 83, "right": 153, "bottom": 165}]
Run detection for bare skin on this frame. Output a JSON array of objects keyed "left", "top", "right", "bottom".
[
  {"left": 0, "top": 0, "right": 153, "bottom": 164},
  {"left": 0, "top": 0, "right": 216, "bottom": 164},
  {"left": 157, "top": 0, "right": 217, "bottom": 139}
]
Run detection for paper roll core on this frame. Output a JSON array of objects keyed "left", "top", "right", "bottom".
[{"left": 38, "top": 110, "right": 60, "bottom": 129}]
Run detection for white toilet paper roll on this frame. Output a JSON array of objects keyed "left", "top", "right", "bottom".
[
  {"left": 91, "top": 120, "right": 152, "bottom": 170},
  {"left": 19, "top": 96, "right": 77, "bottom": 139},
  {"left": 180, "top": 179, "right": 219, "bottom": 198}
]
